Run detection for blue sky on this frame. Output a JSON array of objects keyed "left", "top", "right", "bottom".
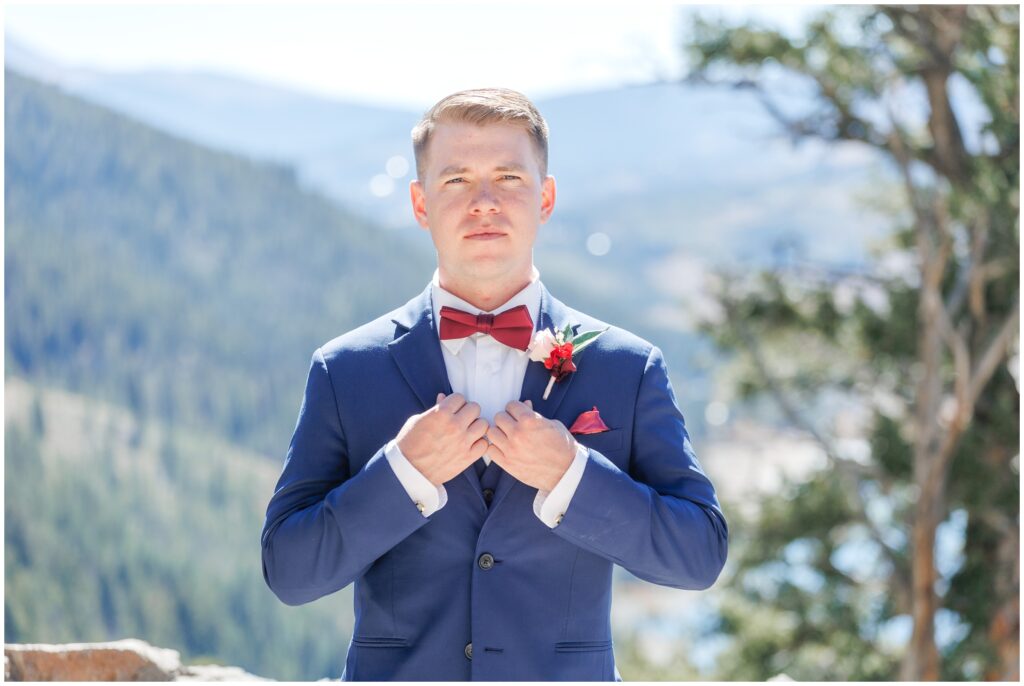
[{"left": 4, "top": 1, "right": 824, "bottom": 108}]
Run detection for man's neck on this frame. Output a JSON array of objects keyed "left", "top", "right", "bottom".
[{"left": 437, "top": 268, "right": 535, "bottom": 312}]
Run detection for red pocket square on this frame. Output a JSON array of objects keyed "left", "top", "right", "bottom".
[{"left": 569, "top": 406, "right": 611, "bottom": 434}]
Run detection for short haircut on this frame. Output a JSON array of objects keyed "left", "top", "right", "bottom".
[{"left": 410, "top": 87, "right": 549, "bottom": 181}]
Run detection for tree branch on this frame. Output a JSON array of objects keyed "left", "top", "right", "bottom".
[
  {"left": 945, "top": 208, "right": 990, "bottom": 320},
  {"left": 966, "top": 299, "right": 1021, "bottom": 412},
  {"left": 721, "top": 293, "right": 910, "bottom": 580},
  {"left": 680, "top": 72, "right": 892, "bottom": 152}
]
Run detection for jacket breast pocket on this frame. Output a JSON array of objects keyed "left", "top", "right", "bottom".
[{"left": 573, "top": 428, "right": 623, "bottom": 454}]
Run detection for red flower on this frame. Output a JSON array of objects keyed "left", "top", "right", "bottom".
[{"left": 544, "top": 342, "right": 576, "bottom": 380}]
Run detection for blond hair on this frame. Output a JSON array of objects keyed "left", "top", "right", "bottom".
[{"left": 410, "top": 87, "right": 549, "bottom": 181}]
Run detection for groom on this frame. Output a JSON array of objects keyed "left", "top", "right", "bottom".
[{"left": 261, "top": 88, "right": 728, "bottom": 681}]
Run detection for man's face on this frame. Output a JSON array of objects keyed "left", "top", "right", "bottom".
[{"left": 410, "top": 120, "right": 556, "bottom": 284}]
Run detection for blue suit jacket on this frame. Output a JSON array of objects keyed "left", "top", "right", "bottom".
[{"left": 261, "top": 282, "right": 728, "bottom": 681}]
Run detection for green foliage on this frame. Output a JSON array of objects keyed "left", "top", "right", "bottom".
[
  {"left": 712, "top": 476, "right": 903, "bottom": 681},
  {"left": 1, "top": 70, "right": 442, "bottom": 680},
  {"left": 570, "top": 326, "right": 609, "bottom": 354},
  {"left": 685, "top": 4, "right": 1019, "bottom": 680},
  {"left": 5, "top": 378, "right": 353, "bottom": 680}
]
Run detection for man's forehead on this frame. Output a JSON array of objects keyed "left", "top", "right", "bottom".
[{"left": 426, "top": 122, "right": 540, "bottom": 175}]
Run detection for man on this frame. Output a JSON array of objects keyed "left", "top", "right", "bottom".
[{"left": 260, "top": 88, "right": 728, "bottom": 681}]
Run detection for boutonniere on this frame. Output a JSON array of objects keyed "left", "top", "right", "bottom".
[{"left": 528, "top": 323, "right": 610, "bottom": 399}]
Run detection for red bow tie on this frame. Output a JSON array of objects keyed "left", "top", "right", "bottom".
[{"left": 438, "top": 305, "right": 534, "bottom": 351}]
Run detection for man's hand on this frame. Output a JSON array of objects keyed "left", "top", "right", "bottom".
[
  {"left": 396, "top": 393, "right": 490, "bottom": 487},
  {"left": 487, "top": 400, "right": 578, "bottom": 492}
]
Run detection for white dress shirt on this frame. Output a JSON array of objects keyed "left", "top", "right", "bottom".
[{"left": 384, "top": 267, "right": 588, "bottom": 527}]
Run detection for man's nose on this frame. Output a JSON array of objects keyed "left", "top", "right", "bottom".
[{"left": 468, "top": 183, "right": 499, "bottom": 213}]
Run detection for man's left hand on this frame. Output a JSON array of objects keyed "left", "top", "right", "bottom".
[{"left": 487, "top": 400, "right": 578, "bottom": 492}]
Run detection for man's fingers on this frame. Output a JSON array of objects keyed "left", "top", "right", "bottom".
[
  {"left": 436, "top": 392, "right": 445, "bottom": 405},
  {"left": 505, "top": 400, "right": 532, "bottom": 421},
  {"left": 485, "top": 442, "right": 506, "bottom": 465},
  {"left": 439, "top": 392, "right": 467, "bottom": 413},
  {"left": 467, "top": 417, "right": 489, "bottom": 439},
  {"left": 455, "top": 400, "right": 482, "bottom": 428},
  {"left": 469, "top": 437, "right": 490, "bottom": 459},
  {"left": 493, "top": 410, "right": 515, "bottom": 435},
  {"left": 524, "top": 399, "right": 533, "bottom": 409},
  {"left": 487, "top": 425, "right": 510, "bottom": 451}
]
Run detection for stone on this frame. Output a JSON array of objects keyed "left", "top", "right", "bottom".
[
  {"left": 5, "top": 639, "right": 181, "bottom": 681},
  {"left": 4, "top": 639, "right": 269, "bottom": 681}
]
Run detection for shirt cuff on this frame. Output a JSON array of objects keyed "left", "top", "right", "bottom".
[
  {"left": 533, "top": 443, "right": 589, "bottom": 528},
  {"left": 385, "top": 438, "right": 448, "bottom": 517}
]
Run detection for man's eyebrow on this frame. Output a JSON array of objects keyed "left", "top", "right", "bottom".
[
  {"left": 438, "top": 165, "right": 469, "bottom": 176},
  {"left": 437, "top": 163, "right": 529, "bottom": 176}
]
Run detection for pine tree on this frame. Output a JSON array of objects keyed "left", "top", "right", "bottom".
[{"left": 683, "top": 5, "right": 1018, "bottom": 680}]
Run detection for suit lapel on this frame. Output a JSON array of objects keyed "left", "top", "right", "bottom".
[
  {"left": 388, "top": 284, "right": 454, "bottom": 411},
  {"left": 490, "top": 283, "right": 581, "bottom": 514},
  {"left": 388, "top": 285, "right": 486, "bottom": 500}
]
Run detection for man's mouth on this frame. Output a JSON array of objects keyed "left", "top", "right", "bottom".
[{"left": 465, "top": 230, "right": 506, "bottom": 240}]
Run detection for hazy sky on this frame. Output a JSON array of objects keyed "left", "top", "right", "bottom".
[{"left": 4, "top": 1, "right": 823, "bottom": 108}]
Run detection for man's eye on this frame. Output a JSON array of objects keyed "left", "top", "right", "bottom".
[
  {"left": 445, "top": 177, "right": 465, "bottom": 184},
  {"left": 501, "top": 175, "right": 521, "bottom": 181}
]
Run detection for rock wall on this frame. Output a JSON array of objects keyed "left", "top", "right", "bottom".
[{"left": 4, "top": 639, "right": 271, "bottom": 681}]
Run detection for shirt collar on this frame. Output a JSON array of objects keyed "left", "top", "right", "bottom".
[{"left": 431, "top": 266, "right": 541, "bottom": 356}]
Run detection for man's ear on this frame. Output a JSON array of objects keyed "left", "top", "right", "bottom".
[
  {"left": 410, "top": 179, "right": 430, "bottom": 229},
  {"left": 539, "top": 174, "right": 556, "bottom": 223}
]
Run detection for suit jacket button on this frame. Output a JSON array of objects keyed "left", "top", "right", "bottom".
[
  {"left": 464, "top": 642, "right": 473, "bottom": 660},
  {"left": 478, "top": 553, "right": 494, "bottom": 570},
  {"left": 483, "top": 488, "right": 494, "bottom": 503}
]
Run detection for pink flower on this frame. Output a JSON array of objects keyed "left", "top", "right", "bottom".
[{"left": 527, "top": 329, "right": 559, "bottom": 362}]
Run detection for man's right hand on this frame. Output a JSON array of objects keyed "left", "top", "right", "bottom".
[{"left": 395, "top": 393, "right": 490, "bottom": 487}]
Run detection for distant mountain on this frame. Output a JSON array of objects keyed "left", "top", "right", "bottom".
[
  {"left": 5, "top": 35, "right": 906, "bottom": 421},
  {"left": 5, "top": 68, "right": 433, "bottom": 456},
  {"left": 5, "top": 35, "right": 421, "bottom": 228},
  {"left": 6, "top": 33, "right": 894, "bottom": 267},
  {"left": 6, "top": 61, "right": 394, "bottom": 682}
]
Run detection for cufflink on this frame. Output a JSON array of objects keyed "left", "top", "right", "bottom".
[
  {"left": 555, "top": 513, "right": 564, "bottom": 525},
  {"left": 416, "top": 502, "right": 425, "bottom": 513}
]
